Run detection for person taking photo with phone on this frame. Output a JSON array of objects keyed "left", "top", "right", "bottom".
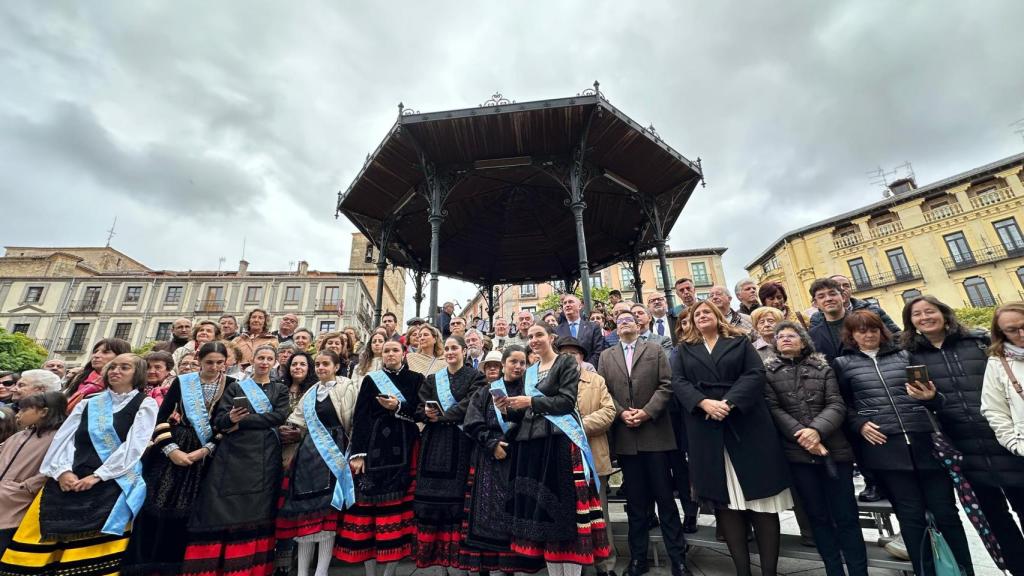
[{"left": 833, "top": 310, "right": 973, "bottom": 575}]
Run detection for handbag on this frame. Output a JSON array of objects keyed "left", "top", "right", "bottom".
[{"left": 922, "top": 512, "right": 966, "bottom": 576}]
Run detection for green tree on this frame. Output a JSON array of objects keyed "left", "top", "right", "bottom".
[
  {"left": 954, "top": 306, "right": 995, "bottom": 330},
  {"left": 538, "top": 285, "right": 612, "bottom": 314},
  {"left": 0, "top": 328, "right": 48, "bottom": 372},
  {"left": 133, "top": 341, "right": 158, "bottom": 356}
]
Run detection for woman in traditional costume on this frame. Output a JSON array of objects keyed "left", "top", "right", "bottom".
[
  {"left": 276, "top": 350, "right": 358, "bottom": 576},
  {"left": 414, "top": 336, "right": 486, "bottom": 570},
  {"left": 335, "top": 340, "right": 421, "bottom": 576},
  {"left": 181, "top": 345, "right": 290, "bottom": 576},
  {"left": 498, "top": 324, "right": 610, "bottom": 576},
  {"left": 123, "top": 341, "right": 231, "bottom": 575},
  {"left": 459, "top": 345, "right": 543, "bottom": 574},
  {"left": 0, "top": 353, "right": 157, "bottom": 576}
]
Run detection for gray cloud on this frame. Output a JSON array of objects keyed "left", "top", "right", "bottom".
[{"left": 1, "top": 1, "right": 1022, "bottom": 316}]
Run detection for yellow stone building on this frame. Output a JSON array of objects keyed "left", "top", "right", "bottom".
[{"left": 746, "top": 152, "right": 1024, "bottom": 317}]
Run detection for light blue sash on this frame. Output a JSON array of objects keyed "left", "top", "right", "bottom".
[
  {"left": 302, "top": 386, "right": 356, "bottom": 511},
  {"left": 178, "top": 372, "right": 213, "bottom": 445},
  {"left": 489, "top": 379, "right": 510, "bottom": 434},
  {"left": 434, "top": 368, "right": 457, "bottom": 412},
  {"left": 367, "top": 370, "right": 407, "bottom": 403},
  {"left": 238, "top": 378, "right": 273, "bottom": 414},
  {"left": 525, "top": 364, "right": 600, "bottom": 490},
  {"left": 86, "top": 391, "right": 147, "bottom": 536}
]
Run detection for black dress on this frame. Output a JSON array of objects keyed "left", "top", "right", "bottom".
[
  {"left": 180, "top": 378, "right": 290, "bottom": 576},
  {"left": 334, "top": 367, "right": 422, "bottom": 564},
  {"left": 504, "top": 354, "right": 611, "bottom": 564},
  {"left": 277, "top": 394, "right": 347, "bottom": 540},
  {"left": 123, "top": 375, "right": 229, "bottom": 575},
  {"left": 413, "top": 364, "right": 485, "bottom": 568},
  {"left": 458, "top": 379, "right": 543, "bottom": 573}
]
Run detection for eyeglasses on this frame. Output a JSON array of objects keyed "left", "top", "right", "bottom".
[
  {"left": 1002, "top": 326, "right": 1024, "bottom": 336},
  {"left": 776, "top": 334, "right": 801, "bottom": 341},
  {"left": 616, "top": 317, "right": 636, "bottom": 325},
  {"left": 648, "top": 297, "right": 666, "bottom": 303},
  {"left": 0, "top": 379, "right": 14, "bottom": 387}
]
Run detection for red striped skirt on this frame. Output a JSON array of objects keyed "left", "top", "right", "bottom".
[
  {"left": 275, "top": 468, "right": 343, "bottom": 540},
  {"left": 333, "top": 487, "right": 415, "bottom": 563},
  {"left": 180, "top": 524, "right": 276, "bottom": 576},
  {"left": 509, "top": 440, "right": 611, "bottom": 564}
]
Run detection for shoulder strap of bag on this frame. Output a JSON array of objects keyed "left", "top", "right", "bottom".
[{"left": 999, "top": 356, "right": 1024, "bottom": 400}]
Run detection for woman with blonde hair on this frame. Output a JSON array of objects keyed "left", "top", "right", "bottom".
[
  {"left": 406, "top": 324, "right": 444, "bottom": 376},
  {"left": 672, "top": 301, "right": 792, "bottom": 576},
  {"left": 983, "top": 301, "right": 1024, "bottom": 458}
]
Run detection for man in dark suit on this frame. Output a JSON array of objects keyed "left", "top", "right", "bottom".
[
  {"left": 598, "top": 310, "right": 691, "bottom": 576},
  {"left": 556, "top": 293, "right": 607, "bottom": 368},
  {"left": 647, "top": 292, "right": 678, "bottom": 345}
]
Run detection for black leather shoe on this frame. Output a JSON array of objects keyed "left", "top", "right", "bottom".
[
  {"left": 671, "top": 562, "right": 693, "bottom": 576},
  {"left": 626, "top": 559, "right": 649, "bottom": 576},
  {"left": 682, "top": 515, "right": 698, "bottom": 534},
  {"left": 858, "top": 485, "right": 882, "bottom": 502}
]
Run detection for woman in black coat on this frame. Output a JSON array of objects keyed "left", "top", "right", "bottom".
[
  {"left": 181, "top": 344, "right": 291, "bottom": 576},
  {"left": 903, "top": 295, "right": 1024, "bottom": 575},
  {"left": 414, "top": 335, "right": 486, "bottom": 570},
  {"left": 671, "top": 301, "right": 791, "bottom": 576},
  {"left": 499, "top": 323, "right": 609, "bottom": 576},
  {"left": 834, "top": 310, "right": 973, "bottom": 576},
  {"left": 763, "top": 321, "right": 866, "bottom": 576}
]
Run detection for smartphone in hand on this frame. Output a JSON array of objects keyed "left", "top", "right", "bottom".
[
  {"left": 231, "top": 396, "right": 253, "bottom": 412},
  {"left": 906, "top": 365, "right": 930, "bottom": 385},
  {"left": 489, "top": 388, "right": 508, "bottom": 402},
  {"left": 425, "top": 400, "right": 443, "bottom": 412}
]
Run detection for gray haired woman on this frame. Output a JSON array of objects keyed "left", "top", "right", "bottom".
[{"left": 763, "top": 321, "right": 867, "bottom": 576}]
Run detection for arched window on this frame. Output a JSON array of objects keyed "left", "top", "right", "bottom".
[
  {"left": 963, "top": 277, "right": 996, "bottom": 307},
  {"left": 901, "top": 289, "right": 922, "bottom": 304}
]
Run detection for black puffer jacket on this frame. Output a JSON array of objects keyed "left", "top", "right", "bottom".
[
  {"left": 833, "top": 346, "right": 941, "bottom": 437},
  {"left": 909, "top": 330, "right": 1024, "bottom": 487},
  {"left": 764, "top": 351, "right": 854, "bottom": 463}
]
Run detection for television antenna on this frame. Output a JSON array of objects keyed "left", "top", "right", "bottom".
[
  {"left": 1012, "top": 119, "right": 1024, "bottom": 144},
  {"left": 105, "top": 216, "right": 118, "bottom": 247}
]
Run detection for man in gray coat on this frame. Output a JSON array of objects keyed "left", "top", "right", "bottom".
[{"left": 598, "top": 310, "right": 691, "bottom": 576}]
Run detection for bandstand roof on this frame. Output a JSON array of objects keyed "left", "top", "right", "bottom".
[{"left": 335, "top": 86, "right": 704, "bottom": 286}]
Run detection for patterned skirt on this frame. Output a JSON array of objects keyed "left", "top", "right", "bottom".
[
  {"left": 0, "top": 492, "right": 130, "bottom": 576},
  {"left": 457, "top": 460, "right": 544, "bottom": 574},
  {"left": 333, "top": 443, "right": 418, "bottom": 563},
  {"left": 179, "top": 524, "right": 276, "bottom": 576},
  {"left": 275, "top": 465, "right": 342, "bottom": 542},
  {"left": 507, "top": 435, "right": 611, "bottom": 564}
]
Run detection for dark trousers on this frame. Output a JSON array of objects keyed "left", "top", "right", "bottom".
[
  {"left": 619, "top": 451, "right": 687, "bottom": 564},
  {"left": 789, "top": 462, "right": 868, "bottom": 576},
  {"left": 668, "top": 416, "right": 698, "bottom": 518},
  {"left": 875, "top": 469, "right": 973, "bottom": 576},
  {"left": 973, "top": 483, "right": 1024, "bottom": 576}
]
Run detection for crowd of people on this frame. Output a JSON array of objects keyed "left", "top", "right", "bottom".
[{"left": 0, "top": 276, "right": 1023, "bottom": 576}]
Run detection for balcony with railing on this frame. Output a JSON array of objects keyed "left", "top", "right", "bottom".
[
  {"left": 869, "top": 220, "right": 904, "bottom": 239},
  {"left": 851, "top": 265, "right": 923, "bottom": 292},
  {"left": 833, "top": 232, "right": 864, "bottom": 250},
  {"left": 316, "top": 299, "right": 342, "bottom": 313},
  {"left": 941, "top": 242, "right": 1024, "bottom": 272},
  {"left": 969, "top": 187, "right": 1015, "bottom": 210},
  {"left": 54, "top": 337, "right": 87, "bottom": 353},
  {"left": 194, "top": 299, "right": 225, "bottom": 313},
  {"left": 922, "top": 202, "right": 964, "bottom": 223},
  {"left": 69, "top": 299, "right": 103, "bottom": 313}
]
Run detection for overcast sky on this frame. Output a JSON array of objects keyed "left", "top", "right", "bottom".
[{"left": 2, "top": 2, "right": 1023, "bottom": 319}]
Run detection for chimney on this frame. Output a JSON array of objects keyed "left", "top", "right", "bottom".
[
  {"left": 888, "top": 177, "right": 917, "bottom": 196},
  {"left": 238, "top": 260, "right": 249, "bottom": 276},
  {"left": 297, "top": 260, "right": 309, "bottom": 275}
]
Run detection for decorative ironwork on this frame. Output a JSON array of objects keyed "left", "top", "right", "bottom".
[
  {"left": 644, "top": 124, "right": 661, "bottom": 141},
  {"left": 577, "top": 80, "right": 606, "bottom": 100},
  {"left": 399, "top": 102, "right": 420, "bottom": 116},
  {"left": 480, "top": 92, "right": 514, "bottom": 107},
  {"left": 941, "top": 243, "right": 1024, "bottom": 272}
]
